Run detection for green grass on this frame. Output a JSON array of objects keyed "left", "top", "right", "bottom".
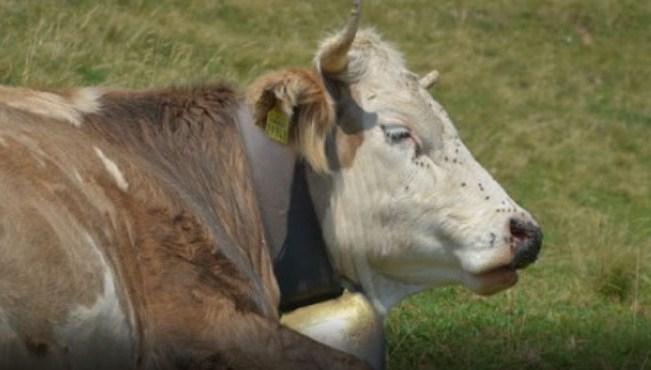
[{"left": 1, "top": 0, "right": 650, "bottom": 369}]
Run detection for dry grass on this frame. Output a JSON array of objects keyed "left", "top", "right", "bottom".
[{"left": 1, "top": 0, "right": 649, "bottom": 369}]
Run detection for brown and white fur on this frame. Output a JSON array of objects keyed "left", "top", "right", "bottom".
[
  {"left": 248, "top": 1, "right": 542, "bottom": 317},
  {"left": 0, "top": 1, "right": 541, "bottom": 369},
  {"left": 0, "top": 85, "right": 369, "bottom": 369}
]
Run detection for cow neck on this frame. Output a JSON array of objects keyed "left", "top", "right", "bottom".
[{"left": 237, "top": 118, "right": 342, "bottom": 312}]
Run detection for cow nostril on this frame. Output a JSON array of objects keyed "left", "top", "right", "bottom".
[
  {"left": 510, "top": 219, "right": 529, "bottom": 242},
  {"left": 509, "top": 218, "right": 543, "bottom": 269}
]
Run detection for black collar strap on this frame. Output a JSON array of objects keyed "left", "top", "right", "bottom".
[{"left": 238, "top": 115, "right": 342, "bottom": 312}]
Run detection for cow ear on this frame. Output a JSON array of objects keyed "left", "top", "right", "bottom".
[{"left": 247, "top": 69, "right": 335, "bottom": 174}]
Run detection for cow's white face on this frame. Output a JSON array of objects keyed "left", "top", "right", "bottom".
[
  {"left": 248, "top": 6, "right": 541, "bottom": 315},
  {"left": 305, "top": 30, "right": 541, "bottom": 314}
]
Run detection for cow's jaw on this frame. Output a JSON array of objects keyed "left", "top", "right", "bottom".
[
  {"left": 308, "top": 129, "right": 528, "bottom": 314},
  {"left": 307, "top": 30, "right": 541, "bottom": 315}
]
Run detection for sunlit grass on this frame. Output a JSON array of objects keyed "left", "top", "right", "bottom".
[{"left": 1, "top": 0, "right": 649, "bottom": 369}]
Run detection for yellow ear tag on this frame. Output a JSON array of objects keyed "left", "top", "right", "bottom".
[{"left": 265, "top": 107, "right": 290, "bottom": 144}]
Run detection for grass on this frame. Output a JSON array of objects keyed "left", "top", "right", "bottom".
[{"left": 1, "top": 0, "right": 650, "bottom": 369}]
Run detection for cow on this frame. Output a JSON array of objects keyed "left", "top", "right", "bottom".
[{"left": 0, "top": 1, "right": 542, "bottom": 369}]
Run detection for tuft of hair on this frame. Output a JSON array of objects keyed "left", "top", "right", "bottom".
[
  {"left": 246, "top": 69, "right": 335, "bottom": 174},
  {"left": 0, "top": 86, "right": 102, "bottom": 127}
]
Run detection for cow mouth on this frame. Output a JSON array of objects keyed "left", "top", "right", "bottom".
[{"left": 471, "top": 265, "right": 518, "bottom": 296}]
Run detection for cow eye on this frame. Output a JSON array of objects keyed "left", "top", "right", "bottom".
[{"left": 382, "top": 125, "right": 412, "bottom": 144}]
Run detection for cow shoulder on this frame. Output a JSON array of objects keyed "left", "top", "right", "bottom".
[{"left": 80, "top": 84, "right": 280, "bottom": 317}]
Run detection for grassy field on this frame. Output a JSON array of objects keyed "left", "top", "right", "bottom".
[{"left": 1, "top": 0, "right": 650, "bottom": 369}]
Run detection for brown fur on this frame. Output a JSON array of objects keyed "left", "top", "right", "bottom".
[
  {"left": 0, "top": 84, "right": 369, "bottom": 370},
  {"left": 247, "top": 69, "right": 335, "bottom": 174},
  {"left": 336, "top": 127, "right": 364, "bottom": 169}
]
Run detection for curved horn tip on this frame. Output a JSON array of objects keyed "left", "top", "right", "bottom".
[
  {"left": 352, "top": 0, "right": 361, "bottom": 15},
  {"left": 318, "top": 0, "right": 362, "bottom": 75},
  {"left": 346, "top": 0, "right": 361, "bottom": 32},
  {"left": 420, "top": 70, "right": 440, "bottom": 89}
]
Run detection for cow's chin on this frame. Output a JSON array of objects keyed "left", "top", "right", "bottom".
[{"left": 466, "top": 266, "right": 518, "bottom": 296}]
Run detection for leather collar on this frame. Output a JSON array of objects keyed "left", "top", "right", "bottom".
[{"left": 238, "top": 116, "right": 342, "bottom": 312}]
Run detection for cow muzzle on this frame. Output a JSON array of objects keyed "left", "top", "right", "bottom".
[
  {"left": 468, "top": 216, "right": 542, "bottom": 296},
  {"left": 509, "top": 218, "right": 543, "bottom": 269}
]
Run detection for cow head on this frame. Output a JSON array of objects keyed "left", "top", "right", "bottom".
[{"left": 248, "top": 0, "right": 542, "bottom": 315}]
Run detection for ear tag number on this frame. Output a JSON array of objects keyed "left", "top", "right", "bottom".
[{"left": 265, "top": 107, "right": 290, "bottom": 144}]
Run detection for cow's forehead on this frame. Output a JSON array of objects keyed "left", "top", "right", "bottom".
[{"left": 336, "top": 30, "right": 457, "bottom": 144}]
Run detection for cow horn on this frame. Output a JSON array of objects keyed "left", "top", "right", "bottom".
[
  {"left": 319, "top": 0, "right": 361, "bottom": 75},
  {"left": 419, "top": 70, "right": 440, "bottom": 89}
]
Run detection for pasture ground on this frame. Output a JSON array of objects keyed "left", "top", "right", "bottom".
[{"left": 1, "top": 0, "right": 649, "bottom": 369}]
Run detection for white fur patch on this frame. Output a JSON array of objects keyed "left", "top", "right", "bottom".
[
  {"left": 54, "top": 233, "right": 134, "bottom": 369},
  {"left": 94, "top": 147, "right": 129, "bottom": 191},
  {"left": 64, "top": 234, "right": 127, "bottom": 333},
  {"left": 68, "top": 88, "right": 102, "bottom": 116},
  {"left": 0, "top": 87, "right": 101, "bottom": 127},
  {"left": 73, "top": 169, "right": 84, "bottom": 184}
]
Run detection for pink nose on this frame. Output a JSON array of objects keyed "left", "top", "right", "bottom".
[{"left": 509, "top": 218, "right": 542, "bottom": 269}]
